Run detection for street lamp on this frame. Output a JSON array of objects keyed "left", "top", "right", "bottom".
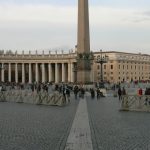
[{"left": 96, "top": 50, "right": 108, "bottom": 88}]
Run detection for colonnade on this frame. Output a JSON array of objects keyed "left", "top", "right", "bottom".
[{"left": 0, "top": 62, "right": 75, "bottom": 83}]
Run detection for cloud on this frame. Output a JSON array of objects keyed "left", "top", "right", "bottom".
[
  {"left": 90, "top": 6, "right": 150, "bottom": 27},
  {"left": 0, "top": 4, "right": 76, "bottom": 24},
  {"left": 0, "top": 4, "right": 150, "bottom": 53},
  {"left": 0, "top": 4, "right": 150, "bottom": 27},
  {"left": 126, "top": 10, "right": 150, "bottom": 23},
  {"left": 142, "top": 11, "right": 150, "bottom": 16}
]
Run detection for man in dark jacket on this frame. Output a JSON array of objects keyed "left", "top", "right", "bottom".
[{"left": 118, "top": 87, "right": 122, "bottom": 100}]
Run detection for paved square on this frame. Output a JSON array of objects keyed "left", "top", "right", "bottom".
[
  {"left": 0, "top": 99, "right": 78, "bottom": 150},
  {"left": 1, "top": 92, "right": 150, "bottom": 150},
  {"left": 87, "top": 96, "right": 150, "bottom": 150}
]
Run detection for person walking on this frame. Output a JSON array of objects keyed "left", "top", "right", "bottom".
[
  {"left": 118, "top": 87, "right": 122, "bottom": 100},
  {"left": 80, "top": 87, "right": 85, "bottom": 99},
  {"left": 96, "top": 88, "right": 101, "bottom": 100},
  {"left": 90, "top": 88, "right": 95, "bottom": 99},
  {"left": 74, "top": 85, "right": 79, "bottom": 100},
  {"left": 138, "top": 88, "right": 143, "bottom": 96},
  {"left": 122, "top": 87, "right": 126, "bottom": 95}
]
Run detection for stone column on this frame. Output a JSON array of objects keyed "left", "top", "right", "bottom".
[
  {"left": 42, "top": 63, "right": 45, "bottom": 83},
  {"left": 48, "top": 63, "right": 52, "bottom": 82},
  {"left": 22, "top": 63, "right": 25, "bottom": 83},
  {"left": 35, "top": 63, "right": 39, "bottom": 83},
  {"left": 29, "top": 63, "right": 32, "bottom": 83},
  {"left": 62, "top": 63, "right": 65, "bottom": 82},
  {"left": 1, "top": 63, "right": 4, "bottom": 82},
  {"left": 55, "top": 63, "right": 58, "bottom": 83},
  {"left": 15, "top": 63, "right": 18, "bottom": 83},
  {"left": 71, "top": 63, "right": 74, "bottom": 82},
  {"left": 8, "top": 63, "right": 11, "bottom": 82},
  {"left": 68, "top": 63, "right": 71, "bottom": 82}
]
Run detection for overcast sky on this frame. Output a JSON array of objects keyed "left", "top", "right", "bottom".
[{"left": 0, "top": 0, "right": 150, "bottom": 54}]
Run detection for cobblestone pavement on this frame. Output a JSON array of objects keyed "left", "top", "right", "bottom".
[
  {"left": 87, "top": 96, "right": 150, "bottom": 150},
  {"left": 0, "top": 96, "right": 78, "bottom": 150}
]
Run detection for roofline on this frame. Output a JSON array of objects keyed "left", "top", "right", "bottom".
[{"left": 93, "top": 51, "right": 150, "bottom": 56}]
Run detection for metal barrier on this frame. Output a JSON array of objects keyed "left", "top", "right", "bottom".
[
  {"left": 121, "top": 95, "right": 150, "bottom": 112},
  {"left": 0, "top": 90, "right": 69, "bottom": 106}
]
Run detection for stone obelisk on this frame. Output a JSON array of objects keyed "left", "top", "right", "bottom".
[{"left": 77, "top": 0, "right": 91, "bottom": 84}]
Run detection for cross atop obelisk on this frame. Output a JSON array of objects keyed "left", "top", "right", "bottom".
[{"left": 77, "top": 0, "right": 92, "bottom": 84}]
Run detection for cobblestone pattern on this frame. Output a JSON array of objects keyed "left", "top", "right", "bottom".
[
  {"left": 87, "top": 96, "right": 150, "bottom": 150},
  {"left": 0, "top": 95, "right": 78, "bottom": 150}
]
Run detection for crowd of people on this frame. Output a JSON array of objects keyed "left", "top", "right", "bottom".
[
  {"left": 1, "top": 81, "right": 150, "bottom": 102},
  {"left": 0, "top": 81, "right": 108, "bottom": 102}
]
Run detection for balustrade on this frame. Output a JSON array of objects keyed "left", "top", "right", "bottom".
[
  {"left": 121, "top": 95, "right": 150, "bottom": 112},
  {"left": 0, "top": 90, "right": 69, "bottom": 106}
]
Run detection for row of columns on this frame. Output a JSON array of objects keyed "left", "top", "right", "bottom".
[{"left": 0, "top": 62, "right": 75, "bottom": 83}]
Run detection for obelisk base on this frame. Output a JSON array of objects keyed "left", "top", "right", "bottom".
[
  {"left": 77, "top": 59, "right": 92, "bottom": 84},
  {"left": 77, "top": 70, "right": 91, "bottom": 84}
]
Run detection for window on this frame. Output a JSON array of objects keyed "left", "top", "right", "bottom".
[
  {"left": 104, "top": 65, "right": 106, "bottom": 69},
  {"left": 111, "top": 65, "right": 113, "bottom": 69}
]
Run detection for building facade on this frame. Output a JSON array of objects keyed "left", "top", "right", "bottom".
[
  {"left": 0, "top": 51, "right": 150, "bottom": 84},
  {"left": 0, "top": 51, "right": 77, "bottom": 84},
  {"left": 94, "top": 51, "right": 150, "bottom": 83}
]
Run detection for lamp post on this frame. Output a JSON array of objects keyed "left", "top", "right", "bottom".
[{"left": 96, "top": 50, "right": 108, "bottom": 88}]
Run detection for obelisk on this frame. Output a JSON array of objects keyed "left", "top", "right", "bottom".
[{"left": 77, "top": 0, "right": 91, "bottom": 84}]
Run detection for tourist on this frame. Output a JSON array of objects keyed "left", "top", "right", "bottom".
[
  {"left": 74, "top": 85, "right": 79, "bottom": 100},
  {"left": 138, "top": 88, "right": 143, "bottom": 96},
  {"left": 37, "top": 84, "right": 41, "bottom": 93},
  {"left": 122, "top": 87, "right": 126, "bottom": 95},
  {"left": 90, "top": 88, "right": 95, "bottom": 99},
  {"left": 96, "top": 88, "right": 100, "bottom": 99},
  {"left": 144, "top": 88, "right": 150, "bottom": 105},
  {"left": 65, "top": 87, "right": 71, "bottom": 103},
  {"left": 79, "top": 87, "right": 85, "bottom": 99},
  {"left": 118, "top": 87, "right": 122, "bottom": 100}
]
